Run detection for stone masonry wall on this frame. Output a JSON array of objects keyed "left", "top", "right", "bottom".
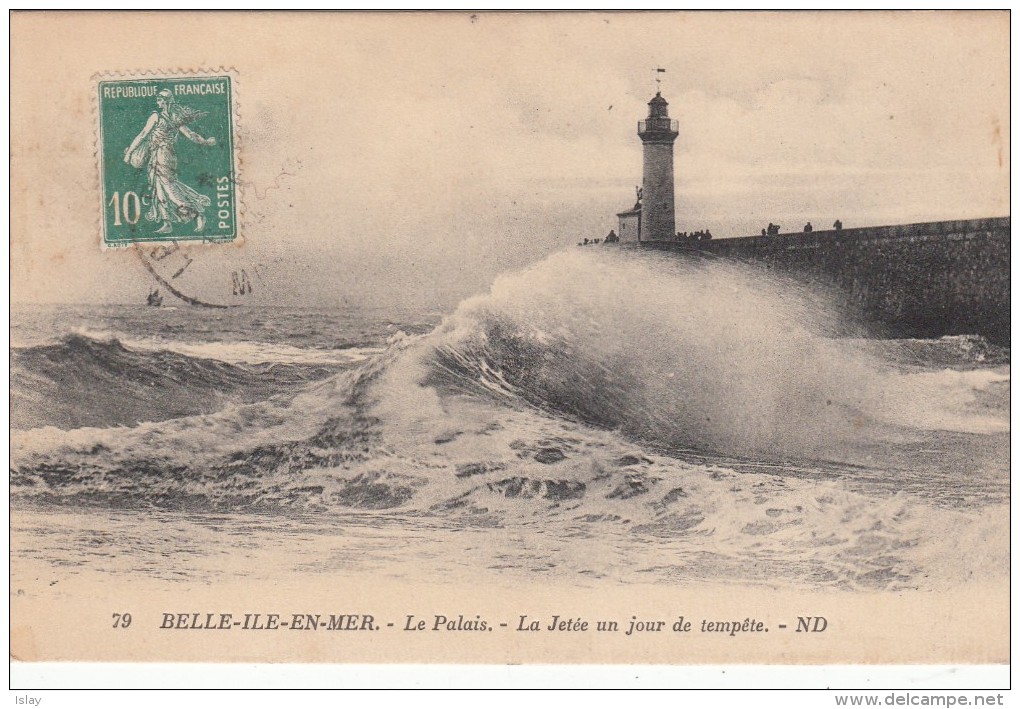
[{"left": 636, "top": 217, "right": 1010, "bottom": 344}]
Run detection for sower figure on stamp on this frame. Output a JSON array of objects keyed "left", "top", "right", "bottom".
[{"left": 124, "top": 89, "right": 216, "bottom": 234}]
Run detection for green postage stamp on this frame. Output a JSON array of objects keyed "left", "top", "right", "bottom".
[{"left": 96, "top": 71, "right": 239, "bottom": 246}]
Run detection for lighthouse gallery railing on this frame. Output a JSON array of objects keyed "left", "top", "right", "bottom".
[{"left": 638, "top": 118, "right": 679, "bottom": 133}]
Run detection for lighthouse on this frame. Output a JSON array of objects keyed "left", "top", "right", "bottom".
[{"left": 636, "top": 92, "right": 679, "bottom": 241}]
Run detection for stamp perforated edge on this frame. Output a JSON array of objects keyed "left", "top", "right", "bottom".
[{"left": 91, "top": 67, "right": 243, "bottom": 250}]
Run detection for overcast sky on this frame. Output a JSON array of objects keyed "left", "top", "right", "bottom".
[{"left": 11, "top": 12, "right": 1009, "bottom": 310}]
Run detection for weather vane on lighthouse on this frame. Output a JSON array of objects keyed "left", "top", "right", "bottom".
[{"left": 654, "top": 66, "right": 666, "bottom": 92}]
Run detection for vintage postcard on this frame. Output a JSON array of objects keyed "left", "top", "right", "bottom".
[{"left": 9, "top": 11, "right": 1010, "bottom": 679}]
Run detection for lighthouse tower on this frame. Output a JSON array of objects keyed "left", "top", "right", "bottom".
[{"left": 637, "top": 93, "right": 679, "bottom": 241}]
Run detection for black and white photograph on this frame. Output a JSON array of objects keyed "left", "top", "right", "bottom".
[{"left": 9, "top": 10, "right": 1010, "bottom": 687}]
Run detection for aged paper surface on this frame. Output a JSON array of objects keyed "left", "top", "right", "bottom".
[{"left": 10, "top": 11, "right": 1009, "bottom": 671}]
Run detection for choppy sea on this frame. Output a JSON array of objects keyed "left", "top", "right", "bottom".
[{"left": 10, "top": 250, "right": 1010, "bottom": 591}]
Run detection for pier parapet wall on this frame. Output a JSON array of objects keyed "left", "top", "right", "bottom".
[{"left": 635, "top": 217, "right": 1010, "bottom": 344}]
